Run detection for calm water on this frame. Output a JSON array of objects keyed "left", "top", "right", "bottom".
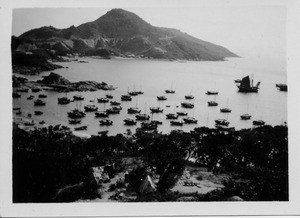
[{"left": 13, "top": 56, "right": 287, "bottom": 136}]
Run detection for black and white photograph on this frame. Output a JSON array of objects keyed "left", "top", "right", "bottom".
[{"left": 1, "top": 0, "right": 300, "bottom": 217}]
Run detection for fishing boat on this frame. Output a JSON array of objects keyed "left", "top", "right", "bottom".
[
  {"left": 110, "top": 101, "right": 121, "bottom": 106},
  {"left": 165, "top": 89, "right": 175, "bottom": 94},
  {"left": 185, "top": 95, "right": 194, "bottom": 100},
  {"left": 106, "top": 94, "right": 113, "bottom": 99},
  {"left": 177, "top": 111, "right": 188, "bottom": 116},
  {"left": 34, "top": 99, "right": 46, "bottom": 106},
  {"left": 137, "top": 91, "right": 144, "bottom": 95},
  {"left": 128, "top": 91, "right": 139, "bottom": 96},
  {"left": 13, "top": 92, "right": 21, "bottom": 98},
  {"left": 67, "top": 108, "right": 86, "bottom": 119},
  {"left": 181, "top": 102, "right": 194, "bottom": 108},
  {"left": 13, "top": 107, "right": 21, "bottom": 111},
  {"left": 27, "top": 95, "right": 34, "bottom": 100},
  {"left": 124, "top": 118, "right": 137, "bottom": 126},
  {"left": 220, "top": 108, "right": 232, "bottom": 113},
  {"left": 99, "top": 119, "right": 113, "bottom": 126},
  {"left": 183, "top": 117, "right": 198, "bottom": 124},
  {"left": 74, "top": 125, "right": 87, "bottom": 131},
  {"left": 208, "top": 101, "right": 218, "bottom": 106},
  {"left": 252, "top": 120, "right": 265, "bottom": 126},
  {"left": 136, "top": 114, "right": 150, "bottom": 121},
  {"left": 16, "top": 111, "right": 22, "bottom": 115},
  {"left": 276, "top": 84, "right": 287, "bottom": 91},
  {"left": 97, "top": 98, "right": 109, "bottom": 103},
  {"left": 84, "top": 105, "right": 98, "bottom": 112},
  {"left": 95, "top": 111, "right": 109, "bottom": 118},
  {"left": 31, "top": 87, "right": 42, "bottom": 92},
  {"left": 206, "top": 91, "right": 218, "bottom": 95},
  {"left": 166, "top": 113, "right": 178, "bottom": 119},
  {"left": 150, "top": 107, "right": 163, "bottom": 113},
  {"left": 106, "top": 108, "right": 121, "bottom": 114},
  {"left": 121, "top": 95, "right": 132, "bottom": 101},
  {"left": 127, "top": 107, "right": 141, "bottom": 114},
  {"left": 38, "top": 94, "right": 47, "bottom": 98},
  {"left": 34, "top": 111, "right": 43, "bottom": 115},
  {"left": 58, "top": 97, "right": 71, "bottom": 104},
  {"left": 112, "top": 106, "right": 122, "bottom": 111},
  {"left": 170, "top": 121, "right": 183, "bottom": 126},
  {"left": 237, "top": 75, "right": 260, "bottom": 93},
  {"left": 240, "top": 114, "right": 252, "bottom": 120},
  {"left": 73, "top": 95, "right": 84, "bottom": 100},
  {"left": 69, "top": 119, "right": 81, "bottom": 124},
  {"left": 16, "top": 88, "right": 29, "bottom": 92},
  {"left": 39, "top": 120, "right": 45, "bottom": 125},
  {"left": 24, "top": 120, "right": 35, "bottom": 126},
  {"left": 151, "top": 120, "right": 163, "bottom": 125},
  {"left": 166, "top": 105, "right": 171, "bottom": 107},
  {"left": 141, "top": 121, "right": 158, "bottom": 130},
  {"left": 157, "top": 96, "right": 167, "bottom": 101},
  {"left": 215, "top": 119, "right": 229, "bottom": 126}
]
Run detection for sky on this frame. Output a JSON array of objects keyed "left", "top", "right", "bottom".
[{"left": 12, "top": 6, "right": 286, "bottom": 61}]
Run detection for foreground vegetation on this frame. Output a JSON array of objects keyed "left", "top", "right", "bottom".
[{"left": 13, "top": 123, "right": 288, "bottom": 202}]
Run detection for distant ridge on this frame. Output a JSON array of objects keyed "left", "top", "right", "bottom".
[{"left": 14, "top": 8, "right": 238, "bottom": 61}]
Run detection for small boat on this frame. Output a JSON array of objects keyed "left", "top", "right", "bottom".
[
  {"left": 98, "top": 130, "right": 109, "bottom": 135},
  {"left": 253, "top": 120, "right": 265, "bottom": 126},
  {"left": 215, "top": 119, "right": 229, "bottom": 126},
  {"left": 170, "top": 121, "right": 183, "bottom": 126},
  {"left": 67, "top": 108, "right": 86, "bottom": 118},
  {"left": 39, "top": 120, "right": 45, "bottom": 125},
  {"left": 137, "top": 91, "right": 144, "bottom": 95},
  {"left": 166, "top": 105, "right": 171, "bottom": 107},
  {"left": 234, "top": 79, "right": 242, "bottom": 83},
  {"left": 112, "top": 106, "right": 122, "bottom": 111},
  {"left": 106, "top": 94, "right": 113, "bottom": 99},
  {"left": 121, "top": 95, "right": 132, "bottom": 101},
  {"left": 150, "top": 107, "right": 163, "bottom": 113},
  {"left": 128, "top": 91, "right": 139, "bottom": 96},
  {"left": 124, "top": 118, "right": 137, "bottom": 125},
  {"left": 136, "top": 114, "right": 150, "bottom": 121},
  {"left": 13, "top": 92, "right": 21, "bottom": 98},
  {"left": 34, "top": 99, "right": 46, "bottom": 106},
  {"left": 208, "top": 101, "right": 218, "bottom": 106},
  {"left": 34, "top": 111, "right": 43, "bottom": 115},
  {"left": 38, "top": 94, "right": 47, "bottom": 98},
  {"left": 24, "top": 120, "right": 35, "bottom": 126},
  {"left": 127, "top": 107, "right": 141, "bottom": 114},
  {"left": 151, "top": 120, "right": 163, "bottom": 125},
  {"left": 177, "top": 111, "right": 188, "bottom": 116},
  {"left": 237, "top": 75, "right": 260, "bottom": 93},
  {"left": 16, "top": 88, "right": 29, "bottom": 92},
  {"left": 220, "top": 108, "right": 231, "bottom": 113},
  {"left": 240, "top": 114, "right": 252, "bottom": 120},
  {"left": 106, "top": 108, "right": 121, "bottom": 114},
  {"left": 69, "top": 119, "right": 81, "bottom": 124},
  {"left": 97, "top": 98, "right": 109, "bottom": 103},
  {"left": 206, "top": 91, "right": 218, "bottom": 95},
  {"left": 58, "top": 97, "right": 71, "bottom": 104},
  {"left": 165, "top": 89, "right": 175, "bottom": 94},
  {"left": 16, "top": 111, "right": 22, "bottom": 115},
  {"left": 166, "top": 113, "right": 178, "bottom": 119},
  {"left": 74, "top": 125, "right": 87, "bottom": 131},
  {"left": 141, "top": 121, "right": 158, "bottom": 130},
  {"left": 183, "top": 117, "right": 198, "bottom": 124},
  {"left": 276, "top": 83, "right": 287, "bottom": 91},
  {"left": 73, "top": 95, "right": 84, "bottom": 101},
  {"left": 110, "top": 101, "right": 121, "bottom": 106},
  {"left": 95, "top": 111, "right": 109, "bottom": 118},
  {"left": 185, "top": 95, "right": 194, "bottom": 100},
  {"left": 13, "top": 107, "right": 21, "bottom": 111},
  {"left": 31, "top": 87, "right": 42, "bottom": 92},
  {"left": 27, "top": 95, "right": 34, "bottom": 100},
  {"left": 99, "top": 119, "right": 113, "bottom": 126},
  {"left": 157, "top": 96, "right": 167, "bottom": 101},
  {"left": 181, "top": 102, "right": 194, "bottom": 108},
  {"left": 84, "top": 105, "right": 98, "bottom": 112}
]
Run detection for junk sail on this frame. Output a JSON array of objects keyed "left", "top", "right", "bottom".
[{"left": 237, "top": 75, "right": 260, "bottom": 93}]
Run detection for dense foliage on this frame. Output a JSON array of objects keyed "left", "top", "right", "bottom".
[{"left": 13, "top": 124, "right": 288, "bottom": 202}]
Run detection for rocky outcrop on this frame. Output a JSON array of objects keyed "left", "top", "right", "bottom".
[{"left": 40, "top": 72, "right": 71, "bottom": 85}]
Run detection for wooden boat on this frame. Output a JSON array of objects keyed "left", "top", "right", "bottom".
[
  {"left": 237, "top": 75, "right": 260, "bottom": 93},
  {"left": 181, "top": 102, "right": 194, "bottom": 108},
  {"left": 27, "top": 113, "right": 32, "bottom": 118},
  {"left": 177, "top": 111, "right": 188, "bottom": 116},
  {"left": 124, "top": 118, "right": 137, "bottom": 125},
  {"left": 95, "top": 111, "right": 109, "bottom": 118},
  {"left": 74, "top": 125, "right": 87, "bottom": 131},
  {"left": 13, "top": 107, "right": 21, "bottom": 111},
  {"left": 98, "top": 130, "right": 109, "bottom": 135},
  {"left": 39, "top": 120, "right": 45, "bottom": 125},
  {"left": 185, "top": 95, "right": 194, "bottom": 100},
  {"left": 73, "top": 95, "right": 84, "bottom": 100},
  {"left": 157, "top": 96, "right": 167, "bottom": 101},
  {"left": 98, "top": 98, "right": 109, "bottom": 103},
  {"left": 165, "top": 89, "right": 175, "bottom": 94},
  {"left": 166, "top": 113, "right": 178, "bottom": 119},
  {"left": 241, "top": 114, "right": 252, "bottom": 120},
  {"left": 24, "top": 120, "right": 35, "bottom": 126},
  {"left": 136, "top": 114, "right": 150, "bottom": 121},
  {"left": 106, "top": 108, "right": 120, "bottom": 114},
  {"left": 16, "top": 111, "right": 22, "bottom": 115},
  {"left": 141, "top": 121, "right": 158, "bottom": 130},
  {"left": 34, "top": 111, "right": 43, "bottom": 115},
  {"left": 31, "top": 87, "right": 42, "bottom": 92},
  {"left": 69, "top": 119, "right": 81, "bottom": 124},
  {"left": 99, "top": 119, "right": 113, "bottom": 126},
  {"left": 206, "top": 91, "right": 218, "bottom": 95},
  {"left": 170, "top": 121, "right": 183, "bottom": 126},
  {"left": 110, "top": 101, "right": 121, "bottom": 106},
  {"left": 208, "top": 101, "right": 218, "bottom": 106},
  {"left": 38, "top": 94, "right": 47, "bottom": 98},
  {"left": 106, "top": 94, "right": 113, "bottom": 99},
  {"left": 128, "top": 91, "right": 139, "bottom": 96},
  {"left": 112, "top": 106, "right": 122, "bottom": 111},
  {"left": 84, "top": 105, "right": 98, "bottom": 112},
  {"left": 58, "top": 97, "right": 70, "bottom": 104},
  {"left": 27, "top": 95, "right": 34, "bottom": 100},
  {"left": 220, "top": 108, "right": 232, "bottom": 113},
  {"left": 215, "top": 119, "right": 229, "bottom": 126},
  {"left": 183, "top": 117, "right": 198, "bottom": 124},
  {"left": 67, "top": 108, "right": 86, "bottom": 118},
  {"left": 121, "top": 95, "right": 132, "bottom": 101},
  {"left": 151, "top": 120, "right": 163, "bottom": 125},
  {"left": 127, "top": 107, "right": 141, "bottom": 114},
  {"left": 253, "top": 120, "right": 265, "bottom": 126},
  {"left": 150, "top": 107, "right": 163, "bottom": 113},
  {"left": 276, "top": 84, "right": 287, "bottom": 91},
  {"left": 16, "top": 88, "right": 29, "bottom": 92},
  {"left": 34, "top": 99, "right": 46, "bottom": 106}
]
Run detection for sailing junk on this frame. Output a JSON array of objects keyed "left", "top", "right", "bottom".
[{"left": 237, "top": 75, "right": 260, "bottom": 93}]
